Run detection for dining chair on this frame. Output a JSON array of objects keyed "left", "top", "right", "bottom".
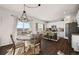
[
  {"left": 31, "top": 34, "right": 41, "bottom": 54},
  {"left": 10, "top": 34, "right": 25, "bottom": 55}
]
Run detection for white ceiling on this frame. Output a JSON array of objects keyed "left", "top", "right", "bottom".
[{"left": 0, "top": 4, "right": 79, "bottom": 22}]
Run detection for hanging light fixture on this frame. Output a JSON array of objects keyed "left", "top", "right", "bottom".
[
  {"left": 19, "top": 4, "right": 28, "bottom": 22},
  {"left": 19, "top": 4, "right": 41, "bottom": 22}
]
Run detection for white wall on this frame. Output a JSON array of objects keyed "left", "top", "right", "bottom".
[
  {"left": 47, "top": 21, "right": 65, "bottom": 28},
  {"left": 0, "top": 11, "right": 15, "bottom": 46},
  {"left": 72, "top": 34, "right": 79, "bottom": 51},
  {"left": 0, "top": 9, "right": 46, "bottom": 46}
]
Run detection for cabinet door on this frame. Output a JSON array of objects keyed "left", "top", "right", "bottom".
[{"left": 72, "top": 35, "right": 79, "bottom": 51}]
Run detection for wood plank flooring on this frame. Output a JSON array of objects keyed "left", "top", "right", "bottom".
[
  {"left": 40, "top": 38, "right": 74, "bottom": 55},
  {"left": 0, "top": 38, "right": 79, "bottom": 55},
  {"left": 0, "top": 44, "right": 13, "bottom": 55}
]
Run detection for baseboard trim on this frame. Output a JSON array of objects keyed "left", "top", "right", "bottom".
[{"left": 0, "top": 44, "right": 13, "bottom": 48}]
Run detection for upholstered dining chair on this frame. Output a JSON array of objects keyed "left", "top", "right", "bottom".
[{"left": 10, "top": 34, "right": 25, "bottom": 55}]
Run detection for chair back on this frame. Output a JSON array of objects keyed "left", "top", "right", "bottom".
[{"left": 10, "top": 34, "right": 16, "bottom": 48}]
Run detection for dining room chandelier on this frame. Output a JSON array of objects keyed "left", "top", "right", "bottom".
[{"left": 19, "top": 4, "right": 41, "bottom": 22}]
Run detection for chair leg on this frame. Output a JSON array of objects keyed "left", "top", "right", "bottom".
[
  {"left": 33, "top": 46, "right": 35, "bottom": 54},
  {"left": 39, "top": 44, "right": 41, "bottom": 52},
  {"left": 12, "top": 48, "right": 15, "bottom": 55},
  {"left": 24, "top": 45, "right": 25, "bottom": 54}
]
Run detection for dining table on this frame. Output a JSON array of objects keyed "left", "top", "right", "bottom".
[{"left": 16, "top": 34, "right": 36, "bottom": 54}]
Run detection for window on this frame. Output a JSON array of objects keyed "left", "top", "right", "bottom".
[
  {"left": 16, "top": 21, "right": 31, "bottom": 35},
  {"left": 16, "top": 21, "right": 31, "bottom": 29},
  {"left": 37, "top": 23, "right": 44, "bottom": 32}
]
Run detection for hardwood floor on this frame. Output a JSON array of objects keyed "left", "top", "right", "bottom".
[
  {"left": 0, "top": 38, "right": 79, "bottom": 55},
  {"left": 40, "top": 38, "right": 74, "bottom": 55},
  {"left": 0, "top": 44, "right": 13, "bottom": 55}
]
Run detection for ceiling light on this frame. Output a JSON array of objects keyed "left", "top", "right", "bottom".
[{"left": 19, "top": 4, "right": 41, "bottom": 22}]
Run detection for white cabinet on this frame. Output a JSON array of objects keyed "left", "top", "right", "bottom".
[
  {"left": 57, "top": 32, "right": 64, "bottom": 38},
  {"left": 72, "top": 34, "right": 79, "bottom": 52}
]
